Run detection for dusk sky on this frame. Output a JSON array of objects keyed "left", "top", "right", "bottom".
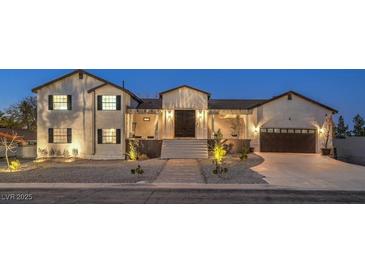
[{"left": 0, "top": 69, "right": 364, "bottom": 126}]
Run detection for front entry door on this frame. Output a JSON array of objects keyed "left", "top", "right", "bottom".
[{"left": 174, "top": 110, "right": 196, "bottom": 137}]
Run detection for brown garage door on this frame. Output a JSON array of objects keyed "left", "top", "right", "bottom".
[{"left": 260, "top": 128, "right": 316, "bottom": 153}]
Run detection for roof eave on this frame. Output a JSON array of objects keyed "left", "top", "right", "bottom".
[
  {"left": 32, "top": 69, "right": 143, "bottom": 103},
  {"left": 247, "top": 91, "right": 338, "bottom": 113}
]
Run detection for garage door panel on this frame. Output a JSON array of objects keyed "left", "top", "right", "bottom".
[{"left": 260, "top": 129, "right": 316, "bottom": 153}]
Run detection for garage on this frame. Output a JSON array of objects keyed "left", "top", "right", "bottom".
[{"left": 260, "top": 128, "right": 316, "bottom": 153}]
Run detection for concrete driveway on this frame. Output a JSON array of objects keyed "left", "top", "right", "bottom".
[{"left": 252, "top": 153, "right": 365, "bottom": 190}]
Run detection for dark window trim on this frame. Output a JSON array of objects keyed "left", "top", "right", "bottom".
[
  {"left": 48, "top": 128, "right": 72, "bottom": 144},
  {"left": 97, "top": 128, "right": 121, "bottom": 144},
  {"left": 97, "top": 95, "right": 122, "bottom": 111},
  {"left": 49, "top": 94, "right": 72, "bottom": 111}
]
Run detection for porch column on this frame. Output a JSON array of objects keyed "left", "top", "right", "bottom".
[{"left": 211, "top": 114, "right": 215, "bottom": 137}]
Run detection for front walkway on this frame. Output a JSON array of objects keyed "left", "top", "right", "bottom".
[{"left": 153, "top": 159, "right": 205, "bottom": 184}]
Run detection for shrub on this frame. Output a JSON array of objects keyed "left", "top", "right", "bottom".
[
  {"left": 239, "top": 145, "right": 250, "bottom": 160},
  {"left": 131, "top": 165, "right": 144, "bottom": 176},
  {"left": 56, "top": 150, "right": 62, "bottom": 157},
  {"left": 9, "top": 160, "right": 21, "bottom": 171},
  {"left": 38, "top": 148, "right": 48, "bottom": 157},
  {"left": 127, "top": 140, "right": 140, "bottom": 161},
  {"left": 63, "top": 149, "right": 70, "bottom": 158},
  {"left": 212, "top": 129, "right": 228, "bottom": 176},
  {"left": 139, "top": 154, "right": 149, "bottom": 161},
  {"left": 72, "top": 148, "right": 79, "bottom": 158},
  {"left": 49, "top": 148, "right": 56, "bottom": 157}
]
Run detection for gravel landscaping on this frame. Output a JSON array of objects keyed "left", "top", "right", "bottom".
[
  {"left": 198, "top": 153, "right": 267, "bottom": 184},
  {"left": 0, "top": 159, "right": 167, "bottom": 184},
  {"left": 0, "top": 154, "right": 266, "bottom": 184}
]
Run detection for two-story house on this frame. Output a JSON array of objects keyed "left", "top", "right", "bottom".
[{"left": 33, "top": 70, "right": 337, "bottom": 159}]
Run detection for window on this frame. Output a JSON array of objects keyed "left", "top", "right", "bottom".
[
  {"left": 302, "top": 129, "right": 308, "bottom": 134},
  {"left": 260, "top": 128, "right": 267, "bottom": 133},
  {"left": 53, "top": 128, "right": 68, "bottom": 143},
  {"left": 53, "top": 95, "right": 68, "bottom": 110},
  {"left": 102, "top": 129, "right": 117, "bottom": 144},
  {"left": 102, "top": 96, "right": 117, "bottom": 110},
  {"left": 288, "top": 94, "right": 292, "bottom": 100},
  {"left": 281, "top": 129, "right": 288, "bottom": 133},
  {"left": 267, "top": 128, "right": 274, "bottom": 133},
  {"left": 274, "top": 128, "right": 280, "bottom": 133},
  {"left": 308, "top": 129, "right": 315, "bottom": 134},
  {"left": 288, "top": 129, "right": 294, "bottom": 133},
  {"left": 295, "top": 129, "right": 302, "bottom": 134}
]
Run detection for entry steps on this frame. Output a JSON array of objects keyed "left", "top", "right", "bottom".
[{"left": 161, "top": 139, "right": 208, "bottom": 159}]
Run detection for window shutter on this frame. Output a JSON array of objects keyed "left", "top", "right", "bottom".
[
  {"left": 97, "top": 96, "right": 102, "bottom": 110},
  {"left": 48, "top": 128, "right": 54, "bottom": 143},
  {"left": 97, "top": 129, "right": 103, "bottom": 144},
  {"left": 48, "top": 95, "right": 53, "bottom": 110},
  {"left": 67, "top": 128, "right": 72, "bottom": 143},
  {"left": 67, "top": 95, "right": 72, "bottom": 110},
  {"left": 116, "top": 129, "right": 121, "bottom": 144},
  {"left": 116, "top": 95, "right": 121, "bottom": 110}
]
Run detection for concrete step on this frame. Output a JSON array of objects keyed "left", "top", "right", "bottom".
[{"left": 161, "top": 139, "right": 208, "bottom": 159}]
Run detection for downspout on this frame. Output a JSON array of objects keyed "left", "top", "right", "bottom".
[{"left": 92, "top": 91, "right": 96, "bottom": 155}]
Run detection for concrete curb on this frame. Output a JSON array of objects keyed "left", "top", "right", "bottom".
[{"left": 1, "top": 182, "right": 365, "bottom": 192}]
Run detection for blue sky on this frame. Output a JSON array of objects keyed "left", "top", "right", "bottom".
[{"left": 0, "top": 69, "right": 364, "bottom": 126}]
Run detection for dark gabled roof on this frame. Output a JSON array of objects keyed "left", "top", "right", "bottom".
[
  {"left": 208, "top": 99, "right": 268, "bottom": 110},
  {"left": 159, "top": 85, "right": 211, "bottom": 98},
  {"left": 248, "top": 90, "right": 338, "bottom": 113},
  {"left": 137, "top": 99, "right": 162, "bottom": 109},
  {"left": 32, "top": 69, "right": 142, "bottom": 103}
]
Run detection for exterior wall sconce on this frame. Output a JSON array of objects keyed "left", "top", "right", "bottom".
[
  {"left": 143, "top": 117, "right": 150, "bottom": 121},
  {"left": 254, "top": 127, "right": 259, "bottom": 134},
  {"left": 319, "top": 128, "right": 324, "bottom": 134},
  {"left": 166, "top": 110, "right": 173, "bottom": 121},
  {"left": 198, "top": 110, "right": 204, "bottom": 121}
]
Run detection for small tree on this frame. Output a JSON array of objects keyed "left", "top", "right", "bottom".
[
  {"left": 5, "top": 96, "right": 37, "bottom": 130},
  {"left": 335, "top": 115, "right": 348, "bottom": 138},
  {"left": 0, "top": 110, "right": 5, "bottom": 127},
  {"left": 126, "top": 139, "right": 140, "bottom": 160},
  {"left": 212, "top": 129, "right": 228, "bottom": 176},
  {"left": 352, "top": 114, "right": 365, "bottom": 136},
  {"left": 0, "top": 132, "right": 20, "bottom": 170},
  {"left": 322, "top": 114, "right": 334, "bottom": 150}
]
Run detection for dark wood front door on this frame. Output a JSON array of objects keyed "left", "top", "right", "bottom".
[
  {"left": 260, "top": 128, "right": 316, "bottom": 153},
  {"left": 174, "top": 110, "right": 196, "bottom": 137}
]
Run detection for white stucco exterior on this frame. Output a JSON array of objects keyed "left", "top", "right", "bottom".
[
  {"left": 249, "top": 93, "right": 334, "bottom": 153},
  {"left": 35, "top": 71, "right": 138, "bottom": 159},
  {"left": 35, "top": 71, "right": 336, "bottom": 159}
]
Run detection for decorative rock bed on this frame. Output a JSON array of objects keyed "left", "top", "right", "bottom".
[{"left": 198, "top": 154, "right": 267, "bottom": 184}]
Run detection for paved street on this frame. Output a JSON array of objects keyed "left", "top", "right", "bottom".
[{"left": 1, "top": 188, "right": 365, "bottom": 203}]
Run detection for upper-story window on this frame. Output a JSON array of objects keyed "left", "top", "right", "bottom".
[
  {"left": 49, "top": 95, "right": 72, "bottom": 110},
  {"left": 97, "top": 95, "right": 121, "bottom": 111},
  {"left": 102, "top": 96, "right": 117, "bottom": 110}
]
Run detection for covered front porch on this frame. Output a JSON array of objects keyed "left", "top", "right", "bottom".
[
  {"left": 125, "top": 108, "right": 253, "bottom": 159},
  {"left": 126, "top": 108, "right": 253, "bottom": 141}
]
